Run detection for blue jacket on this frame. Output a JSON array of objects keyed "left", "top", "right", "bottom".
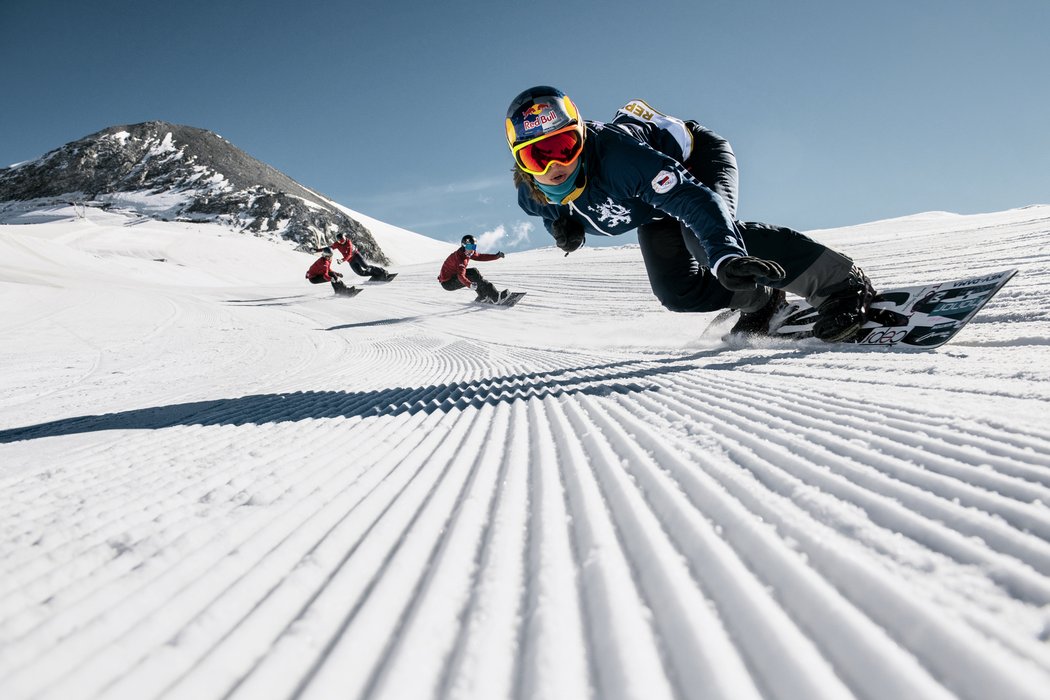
[{"left": 516, "top": 114, "right": 747, "bottom": 272}]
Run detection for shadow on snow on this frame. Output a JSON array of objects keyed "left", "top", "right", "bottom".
[{"left": 0, "top": 356, "right": 737, "bottom": 443}]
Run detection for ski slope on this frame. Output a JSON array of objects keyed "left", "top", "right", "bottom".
[{"left": 1, "top": 204, "right": 1048, "bottom": 700}]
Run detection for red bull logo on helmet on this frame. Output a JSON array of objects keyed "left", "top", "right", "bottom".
[
  {"left": 523, "top": 102, "right": 550, "bottom": 117},
  {"left": 522, "top": 108, "right": 559, "bottom": 132}
]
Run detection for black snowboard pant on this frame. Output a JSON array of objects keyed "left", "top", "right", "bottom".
[
  {"left": 440, "top": 268, "right": 498, "bottom": 302},
  {"left": 638, "top": 219, "right": 855, "bottom": 312},
  {"left": 347, "top": 252, "right": 387, "bottom": 278},
  {"left": 638, "top": 121, "right": 859, "bottom": 313}
]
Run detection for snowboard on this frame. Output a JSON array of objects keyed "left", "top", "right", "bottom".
[
  {"left": 334, "top": 285, "right": 362, "bottom": 298},
  {"left": 474, "top": 291, "right": 527, "bottom": 308},
  {"left": 368, "top": 272, "right": 398, "bottom": 283},
  {"left": 766, "top": 268, "right": 1016, "bottom": 349}
]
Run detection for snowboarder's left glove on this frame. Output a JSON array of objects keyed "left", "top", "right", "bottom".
[
  {"left": 716, "top": 256, "right": 786, "bottom": 291},
  {"left": 497, "top": 251, "right": 505, "bottom": 259},
  {"left": 552, "top": 216, "right": 584, "bottom": 253}
]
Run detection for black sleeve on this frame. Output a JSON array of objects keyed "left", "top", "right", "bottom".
[
  {"left": 605, "top": 141, "right": 746, "bottom": 269},
  {"left": 683, "top": 122, "right": 740, "bottom": 219}
]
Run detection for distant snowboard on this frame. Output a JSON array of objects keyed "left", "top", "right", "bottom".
[
  {"left": 768, "top": 269, "right": 1016, "bottom": 349},
  {"left": 333, "top": 286, "right": 362, "bottom": 299},
  {"left": 474, "top": 291, "right": 526, "bottom": 308},
  {"left": 367, "top": 272, "right": 398, "bottom": 283}
]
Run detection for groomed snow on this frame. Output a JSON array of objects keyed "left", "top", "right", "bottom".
[{"left": 1, "top": 204, "right": 1048, "bottom": 700}]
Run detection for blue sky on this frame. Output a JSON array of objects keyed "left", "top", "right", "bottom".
[{"left": 2, "top": 0, "right": 1048, "bottom": 251}]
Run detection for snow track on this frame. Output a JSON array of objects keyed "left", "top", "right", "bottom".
[{"left": 1, "top": 207, "right": 1049, "bottom": 699}]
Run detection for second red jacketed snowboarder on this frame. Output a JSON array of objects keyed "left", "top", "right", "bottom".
[{"left": 437, "top": 235, "right": 510, "bottom": 304}]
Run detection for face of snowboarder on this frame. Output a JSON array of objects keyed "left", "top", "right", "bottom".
[
  {"left": 464, "top": 243, "right": 477, "bottom": 257},
  {"left": 532, "top": 159, "right": 578, "bottom": 187}
]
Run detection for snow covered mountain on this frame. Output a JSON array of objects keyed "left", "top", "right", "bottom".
[
  {"left": 1, "top": 204, "right": 1049, "bottom": 699},
  {"left": 0, "top": 121, "right": 396, "bottom": 264}
]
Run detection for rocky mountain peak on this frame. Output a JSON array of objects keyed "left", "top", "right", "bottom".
[{"left": 0, "top": 121, "right": 389, "bottom": 263}]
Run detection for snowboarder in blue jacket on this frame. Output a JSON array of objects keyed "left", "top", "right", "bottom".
[{"left": 506, "top": 86, "right": 875, "bottom": 341}]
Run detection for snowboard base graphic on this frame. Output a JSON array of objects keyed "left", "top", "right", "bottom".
[{"left": 768, "top": 269, "right": 1016, "bottom": 349}]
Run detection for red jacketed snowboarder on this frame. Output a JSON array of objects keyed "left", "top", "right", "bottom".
[
  {"left": 438, "top": 235, "right": 508, "bottom": 303},
  {"left": 317, "top": 233, "right": 392, "bottom": 281},
  {"left": 306, "top": 248, "right": 355, "bottom": 295}
]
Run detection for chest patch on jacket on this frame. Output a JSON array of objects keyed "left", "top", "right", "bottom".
[{"left": 588, "top": 198, "right": 632, "bottom": 227}]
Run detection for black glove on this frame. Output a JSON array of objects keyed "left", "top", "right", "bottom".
[
  {"left": 552, "top": 216, "right": 585, "bottom": 253},
  {"left": 716, "top": 256, "right": 786, "bottom": 291},
  {"left": 497, "top": 251, "right": 505, "bottom": 259}
]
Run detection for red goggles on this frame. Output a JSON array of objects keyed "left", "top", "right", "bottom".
[{"left": 512, "top": 125, "right": 584, "bottom": 176}]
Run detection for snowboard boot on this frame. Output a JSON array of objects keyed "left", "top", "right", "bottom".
[
  {"left": 728, "top": 288, "right": 786, "bottom": 337},
  {"left": 812, "top": 266, "right": 876, "bottom": 342},
  {"left": 474, "top": 279, "right": 499, "bottom": 303}
]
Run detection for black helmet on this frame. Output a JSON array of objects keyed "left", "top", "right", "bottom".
[
  {"left": 505, "top": 86, "right": 582, "bottom": 150},
  {"left": 461, "top": 235, "right": 476, "bottom": 247},
  {"left": 321, "top": 247, "right": 333, "bottom": 257}
]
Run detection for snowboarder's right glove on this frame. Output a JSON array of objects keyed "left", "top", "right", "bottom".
[
  {"left": 716, "top": 256, "right": 786, "bottom": 291},
  {"left": 552, "top": 216, "right": 585, "bottom": 254}
]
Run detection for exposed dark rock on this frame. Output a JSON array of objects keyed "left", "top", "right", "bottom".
[{"left": 0, "top": 121, "right": 388, "bottom": 264}]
